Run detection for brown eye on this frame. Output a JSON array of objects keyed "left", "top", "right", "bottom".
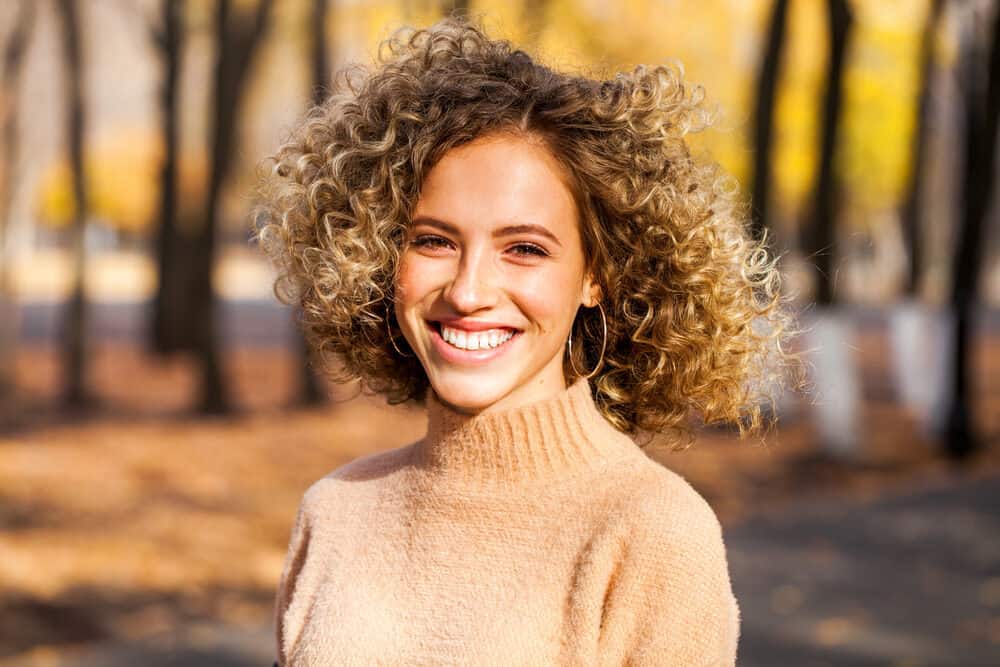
[
  {"left": 411, "top": 235, "right": 452, "bottom": 250},
  {"left": 509, "top": 243, "right": 548, "bottom": 258}
]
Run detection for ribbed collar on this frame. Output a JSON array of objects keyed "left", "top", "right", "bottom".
[{"left": 412, "top": 377, "right": 642, "bottom": 488}]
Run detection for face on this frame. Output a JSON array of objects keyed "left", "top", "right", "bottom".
[{"left": 394, "top": 132, "right": 600, "bottom": 415}]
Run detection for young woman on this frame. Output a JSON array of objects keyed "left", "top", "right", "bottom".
[{"left": 255, "top": 16, "right": 798, "bottom": 666}]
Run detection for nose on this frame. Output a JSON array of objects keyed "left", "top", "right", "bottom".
[{"left": 442, "top": 247, "right": 499, "bottom": 313}]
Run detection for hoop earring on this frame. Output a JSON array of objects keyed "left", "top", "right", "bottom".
[
  {"left": 567, "top": 302, "right": 607, "bottom": 380},
  {"left": 385, "top": 311, "right": 413, "bottom": 358}
]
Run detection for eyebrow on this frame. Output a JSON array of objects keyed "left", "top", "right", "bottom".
[{"left": 409, "top": 216, "right": 563, "bottom": 247}]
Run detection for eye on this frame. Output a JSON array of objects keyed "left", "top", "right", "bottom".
[
  {"left": 508, "top": 243, "right": 549, "bottom": 258},
  {"left": 410, "top": 234, "right": 453, "bottom": 251}
]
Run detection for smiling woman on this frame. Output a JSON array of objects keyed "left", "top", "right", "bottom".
[{"left": 252, "top": 15, "right": 802, "bottom": 667}]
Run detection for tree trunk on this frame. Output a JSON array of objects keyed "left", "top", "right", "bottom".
[
  {"left": 889, "top": 0, "right": 946, "bottom": 445},
  {"left": 749, "top": 0, "right": 790, "bottom": 244},
  {"left": 901, "top": 0, "right": 944, "bottom": 296},
  {"left": 193, "top": 0, "right": 274, "bottom": 414},
  {"left": 0, "top": 0, "right": 35, "bottom": 403},
  {"left": 56, "top": 0, "right": 90, "bottom": 410},
  {"left": 802, "top": 0, "right": 856, "bottom": 459},
  {"left": 804, "top": 0, "right": 853, "bottom": 307},
  {"left": 802, "top": 309, "right": 862, "bottom": 459},
  {"left": 311, "top": 0, "right": 331, "bottom": 106},
  {"left": 445, "top": 0, "right": 469, "bottom": 18},
  {"left": 150, "top": 0, "right": 189, "bottom": 355},
  {"left": 945, "top": 2, "right": 1000, "bottom": 459}
]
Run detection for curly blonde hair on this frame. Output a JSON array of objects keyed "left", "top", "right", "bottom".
[{"left": 253, "top": 16, "right": 803, "bottom": 448}]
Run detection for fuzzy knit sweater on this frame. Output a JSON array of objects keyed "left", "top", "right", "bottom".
[{"left": 274, "top": 377, "right": 741, "bottom": 666}]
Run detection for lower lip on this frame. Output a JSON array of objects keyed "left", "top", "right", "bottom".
[{"left": 427, "top": 321, "right": 521, "bottom": 366}]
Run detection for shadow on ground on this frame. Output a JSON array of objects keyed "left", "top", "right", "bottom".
[
  {"left": 0, "top": 622, "right": 273, "bottom": 667},
  {"left": 729, "top": 470, "right": 1000, "bottom": 667}
]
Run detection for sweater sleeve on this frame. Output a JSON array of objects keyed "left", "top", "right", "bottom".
[
  {"left": 615, "top": 486, "right": 741, "bottom": 667},
  {"left": 274, "top": 494, "right": 313, "bottom": 667}
]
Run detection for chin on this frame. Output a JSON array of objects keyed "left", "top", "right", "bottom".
[{"left": 427, "top": 372, "right": 520, "bottom": 414}]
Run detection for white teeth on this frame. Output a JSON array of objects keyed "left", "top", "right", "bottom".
[{"left": 440, "top": 324, "right": 516, "bottom": 351}]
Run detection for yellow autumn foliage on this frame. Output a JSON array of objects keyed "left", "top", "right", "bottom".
[
  {"left": 35, "top": 127, "right": 208, "bottom": 233},
  {"left": 322, "top": 0, "right": 941, "bottom": 229},
  {"left": 36, "top": 0, "right": 953, "bottom": 239}
]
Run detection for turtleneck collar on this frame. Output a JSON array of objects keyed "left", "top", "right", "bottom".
[{"left": 411, "top": 377, "right": 643, "bottom": 488}]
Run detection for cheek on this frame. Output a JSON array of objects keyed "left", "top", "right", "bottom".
[
  {"left": 397, "top": 248, "right": 474, "bottom": 298},
  {"left": 394, "top": 254, "right": 428, "bottom": 305},
  {"left": 513, "top": 265, "right": 584, "bottom": 334}
]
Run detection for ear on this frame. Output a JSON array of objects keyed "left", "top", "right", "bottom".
[{"left": 581, "top": 273, "right": 602, "bottom": 308}]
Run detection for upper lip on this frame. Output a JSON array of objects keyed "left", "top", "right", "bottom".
[{"left": 431, "top": 317, "right": 521, "bottom": 332}]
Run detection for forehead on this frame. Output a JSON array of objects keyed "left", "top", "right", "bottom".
[{"left": 412, "top": 133, "right": 580, "bottom": 235}]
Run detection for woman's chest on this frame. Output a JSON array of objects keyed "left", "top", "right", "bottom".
[
  {"left": 288, "top": 541, "right": 566, "bottom": 666},
  {"left": 284, "top": 500, "right": 631, "bottom": 666}
]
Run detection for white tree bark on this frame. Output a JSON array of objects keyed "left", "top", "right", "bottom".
[
  {"left": 889, "top": 299, "right": 953, "bottom": 440},
  {"left": 803, "top": 308, "right": 862, "bottom": 459}
]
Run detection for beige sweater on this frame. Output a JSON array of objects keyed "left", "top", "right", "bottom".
[{"left": 274, "top": 376, "right": 741, "bottom": 666}]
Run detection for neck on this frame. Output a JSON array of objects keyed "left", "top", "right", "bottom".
[
  {"left": 412, "top": 376, "right": 643, "bottom": 487},
  {"left": 430, "top": 376, "right": 567, "bottom": 417}
]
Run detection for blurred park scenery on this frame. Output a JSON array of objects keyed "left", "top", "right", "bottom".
[{"left": 1, "top": 0, "right": 999, "bottom": 665}]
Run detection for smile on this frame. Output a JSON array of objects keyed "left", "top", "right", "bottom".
[
  {"left": 425, "top": 320, "right": 522, "bottom": 365},
  {"left": 440, "top": 324, "right": 516, "bottom": 350}
]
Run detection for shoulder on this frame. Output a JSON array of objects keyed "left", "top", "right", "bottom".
[
  {"left": 625, "top": 457, "right": 725, "bottom": 528},
  {"left": 587, "top": 457, "right": 742, "bottom": 665},
  {"left": 297, "top": 443, "right": 416, "bottom": 516},
  {"left": 622, "top": 459, "right": 729, "bottom": 562},
  {"left": 614, "top": 462, "right": 742, "bottom": 663}
]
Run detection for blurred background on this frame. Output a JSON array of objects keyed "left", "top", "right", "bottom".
[{"left": 0, "top": 0, "right": 998, "bottom": 665}]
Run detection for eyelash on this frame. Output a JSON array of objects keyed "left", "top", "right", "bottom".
[{"left": 409, "top": 235, "right": 549, "bottom": 258}]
